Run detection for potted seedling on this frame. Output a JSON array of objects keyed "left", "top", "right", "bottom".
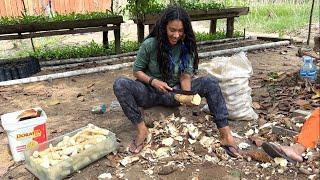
[{"left": 0, "top": 11, "right": 123, "bottom": 34}]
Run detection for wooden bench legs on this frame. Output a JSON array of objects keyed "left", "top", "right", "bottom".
[
  {"left": 138, "top": 17, "right": 236, "bottom": 42},
  {"left": 137, "top": 23, "right": 155, "bottom": 43},
  {"left": 226, "top": 17, "right": 234, "bottom": 38},
  {"left": 210, "top": 17, "right": 234, "bottom": 38},
  {"left": 137, "top": 22, "right": 144, "bottom": 43},
  {"left": 114, "top": 24, "right": 121, "bottom": 54},
  {"left": 103, "top": 30, "right": 109, "bottom": 48},
  {"left": 209, "top": 19, "right": 217, "bottom": 34},
  {"left": 102, "top": 24, "right": 121, "bottom": 54}
]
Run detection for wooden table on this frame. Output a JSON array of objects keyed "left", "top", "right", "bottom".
[
  {"left": 0, "top": 16, "right": 123, "bottom": 54},
  {"left": 134, "top": 7, "right": 249, "bottom": 43}
]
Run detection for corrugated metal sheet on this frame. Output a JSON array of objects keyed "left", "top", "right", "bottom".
[{"left": 0, "top": 0, "right": 112, "bottom": 17}]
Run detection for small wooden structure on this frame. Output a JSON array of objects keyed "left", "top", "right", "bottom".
[
  {"left": 0, "top": 0, "right": 123, "bottom": 54},
  {"left": 135, "top": 7, "right": 249, "bottom": 43},
  {"left": 0, "top": 16, "right": 123, "bottom": 53}
]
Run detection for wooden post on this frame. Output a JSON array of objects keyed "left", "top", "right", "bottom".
[
  {"left": 21, "top": 0, "right": 36, "bottom": 52},
  {"left": 226, "top": 17, "right": 234, "bottom": 38},
  {"left": 114, "top": 24, "right": 121, "bottom": 54},
  {"left": 137, "top": 21, "right": 145, "bottom": 43},
  {"left": 314, "top": 36, "right": 320, "bottom": 51},
  {"left": 209, "top": 19, "right": 217, "bottom": 34},
  {"left": 103, "top": 30, "right": 109, "bottom": 49},
  {"left": 307, "top": 0, "right": 315, "bottom": 45}
]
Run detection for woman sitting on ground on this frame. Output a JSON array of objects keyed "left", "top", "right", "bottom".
[{"left": 113, "top": 5, "right": 238, "bottom": 156}]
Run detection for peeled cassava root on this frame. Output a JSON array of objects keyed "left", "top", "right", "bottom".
[
  {"left": 174, "top": 94, "right": 201, "bottom": 105},
  {"left": 29, "top": 124, "right": 110, "bottom": 168}
]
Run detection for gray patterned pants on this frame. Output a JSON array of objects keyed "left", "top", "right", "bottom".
[{"left": 113, "top": 75, "right": 229, "bottom": 128}]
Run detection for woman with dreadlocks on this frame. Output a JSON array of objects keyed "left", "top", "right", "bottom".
[{"left": 113, "top": 5, "right": 239, "bottom": 156}]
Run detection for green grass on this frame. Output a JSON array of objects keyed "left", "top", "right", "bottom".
[
  {"left": 0, "top": 11, "right": 119, "bottom": 26},
  {"left": 195, "top": 31, "right": 243, "bottom": 41},
  {"left": 32, "top": 31, "right": 244, "bottom": 60},
  {"left": 1, "top": 30, "right": 241, "bottom": 60},
  {"left": 29, "top": 40, "right": 140, "bottom": 60},
  {"left": 233, "top": 3, "right": 320, "bottom": 34},
  {"left": 26, "top": 30, "right": 242, "bottom": 61}
]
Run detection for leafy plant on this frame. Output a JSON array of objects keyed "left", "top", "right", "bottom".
[
  {"left": 28, "top": 30, "right": 243, "bottom": 61},
  {"left": 119, "top": 40, "right": 140, "bottom": 53},
  {"left": 30, "top": 40, "right": 140, "bottom": 60},
  {"left": 0, "top": 11, "right": 120, "bottom": 26},
  {"left": 125, "top": 0, "right": 225, "bottom": 19},
  {"left": 125, "top": 0, "right": 165, "bottom": 19},
  {"left": 174, "top": 0, "right": 225, "bottom": 10},
  {"left": 52, "top": 11, "right": 119, "bottom": 21},
  {"left": 195, "top": 31, "right": 243, "bottom": 41}
]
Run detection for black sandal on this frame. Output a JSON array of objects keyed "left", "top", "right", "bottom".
[
  {"left": 221, "top": 145, "right": 240, "bottom": 158},
  {"left": 129, "top": 139, "right": 146, "bottom": 154},
  {"left": 262, "top": 142, "right": 296, "bottom": 163},
  {"left": 128, "top": 133, "right": 152, "bottom": 154}
]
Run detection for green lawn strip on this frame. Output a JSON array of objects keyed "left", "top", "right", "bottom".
[{"left": 233, "top": 3, "right": 319, "bottom": 34}]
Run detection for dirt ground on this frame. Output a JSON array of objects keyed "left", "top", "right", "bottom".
[
  {"left": 1, "top": 45, "right": 315, "bottom": 180},
  {"left": 0, "top": 46, "right": 312, "bottom": 179}
]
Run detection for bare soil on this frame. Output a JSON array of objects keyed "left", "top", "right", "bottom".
[
  {"left": 0, "top": 21, "right": 319, "bottom": 179},
  {"left": 1, "top": 45, "right": 313, "bottom": 180}
]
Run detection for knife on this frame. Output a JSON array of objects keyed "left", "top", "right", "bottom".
[{"left": 171, "top": 89, "right": 196, "bottom": 95}]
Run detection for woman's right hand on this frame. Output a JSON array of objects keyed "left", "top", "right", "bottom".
[{"left": 151, "top": 79, "right": 172, "bottom": 93}]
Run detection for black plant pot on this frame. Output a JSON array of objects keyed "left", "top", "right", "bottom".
[
  {"left": 4, "top": 68, "right": 12, "bottom": 81},
  {"left": 0, "top": 57, "right": 41, "bottom": 82},
  {"left": 0, "top": 67, "right": 5, "bottom": 82},
  {"left": 16, "top": 64, "right": 29, "bottom": 78},
  {"left": 11, "top": 67, "right": 19, "bottom": 79}
]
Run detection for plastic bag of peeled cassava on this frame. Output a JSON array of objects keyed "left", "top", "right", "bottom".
[{"left": 199, "top": 52, "right": 258, "bottom": 121}]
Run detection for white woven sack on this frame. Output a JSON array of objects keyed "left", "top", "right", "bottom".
[
  {"left": 229, "top": 107, "right": 258, "bottom": 120},
  {"left": 199, "top": 52, "right": 258, "bottom": 121},
  {"left": 220, "top": 79, "right": 250, "bottom": 96},
  {"left": 226, "top": 93, "right": 252, "bottom": 107},
  {"left": 224, "top": 88, "right": 252, "bottom": 102},
  {"left": 200, "top": 52, "right": 253, "bottom": 82}
]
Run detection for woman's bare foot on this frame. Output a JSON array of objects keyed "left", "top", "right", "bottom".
[
  {"left": 129, "top": 121, "right": 150, "bottom": 154},
  {"left": 219, "top": 126, "right": 236, "bottom": 145},
  {"left": 279, "top": 144, "right": 305, "bottom": 162},
  {"left": 219, "top": 126, "right": 240, "bottom": 157}
]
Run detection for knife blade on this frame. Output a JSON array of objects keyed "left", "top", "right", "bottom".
[{"left": 172, "top": 89, "right": 196, "bottom": 95}]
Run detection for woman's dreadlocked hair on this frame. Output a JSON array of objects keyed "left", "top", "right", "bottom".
[{"left": 146, "top": 5, "right": 199, "bottom": 82}]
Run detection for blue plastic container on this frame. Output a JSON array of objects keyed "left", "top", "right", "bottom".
[{"left": 299, "top": 56, "right": 318, "bottom": 81}]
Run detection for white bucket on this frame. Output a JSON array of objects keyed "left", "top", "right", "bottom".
[{"left": 1, "top": 108, "right": 47, "bottom": 161}]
